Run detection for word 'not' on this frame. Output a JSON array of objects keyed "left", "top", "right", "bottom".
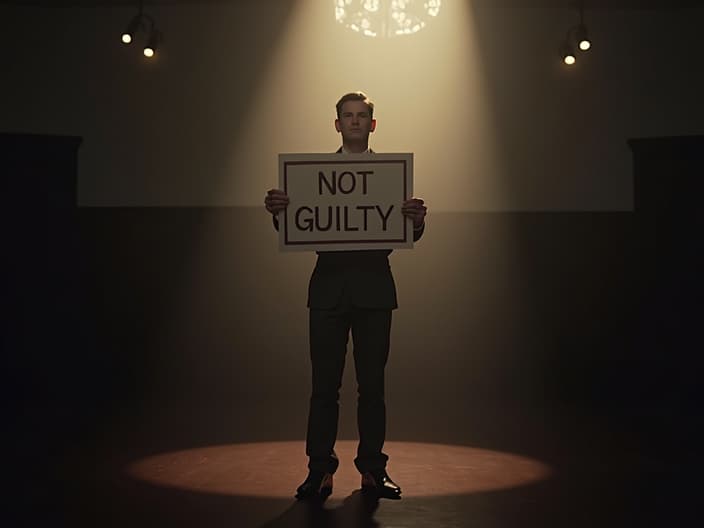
[{"left": 319, "top": 170, "right": 373, "bottom": 195}]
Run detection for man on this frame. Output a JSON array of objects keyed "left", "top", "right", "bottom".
[{"left": 264, "top": 92, "right": 427, "bottom": 501}]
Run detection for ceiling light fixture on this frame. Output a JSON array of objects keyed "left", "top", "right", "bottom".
[{"left": 334, "top": 0, "right": 442, "bottom": 38}]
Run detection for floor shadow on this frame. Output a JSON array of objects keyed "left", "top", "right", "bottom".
[{"left": 259, "top": 491, "right": 380, "bottom": 528}]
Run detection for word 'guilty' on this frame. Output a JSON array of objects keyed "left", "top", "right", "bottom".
[{"left": 295, "top": 205, "right": 394, "bottom": 232}]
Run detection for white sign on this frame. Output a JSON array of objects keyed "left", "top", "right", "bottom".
[{"left": 278, "top": 153, "right": 414, "bottom": 252}]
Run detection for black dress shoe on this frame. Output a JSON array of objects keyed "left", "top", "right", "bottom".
[
  {"left": 361, "top": 469, "right": 402, "bottom": 499},
  {"left": 295, "top": 470, "right": 333, "bottom": 500}
]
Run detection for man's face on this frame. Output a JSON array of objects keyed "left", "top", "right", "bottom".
[{"left": 335, "top": 100, "right": 376, "bottom": 143}]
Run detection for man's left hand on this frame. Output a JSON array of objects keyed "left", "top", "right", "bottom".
[{"left": 402, "top": 198, "right": 427, "bottom": 229}]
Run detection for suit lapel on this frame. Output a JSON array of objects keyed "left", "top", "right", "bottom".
[{"left": 336, "top": 147, "right": 374, "bottom": 153}]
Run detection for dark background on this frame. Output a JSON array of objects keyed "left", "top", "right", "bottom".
[{"left": 2, "top": 1, "right": 703, "bottom": 526}]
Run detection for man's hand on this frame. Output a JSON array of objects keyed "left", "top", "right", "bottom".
[
  {"left": 265, "top": 189, "right": 289, "bottom": 215},
  {"left": 402, "top": 197, "right": 427, "bottom": 229}
]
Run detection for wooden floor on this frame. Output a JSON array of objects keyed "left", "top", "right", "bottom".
[{"left": 11, "top": 397, "right": 698, "bottom": 528}]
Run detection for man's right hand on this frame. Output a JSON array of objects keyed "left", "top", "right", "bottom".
[{"left": 265, "top": 188, "right": 289, "bottom": 215}]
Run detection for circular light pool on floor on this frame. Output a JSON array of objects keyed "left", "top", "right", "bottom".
[{"left": 126, "top": 440, "right": 552, "bottom": 498}]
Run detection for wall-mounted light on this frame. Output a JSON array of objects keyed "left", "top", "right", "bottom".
[
  {"left": 561, "top": 43, "right": 576, "bottom": 66},
  {"left": 121, "top": 0, "right": 163, "bottom": 59},
  {"left": 143, "top": 28, "right": 162, "bottom": 58},
  {"left": 559, "top": 1, "right": 592, "bottom": 66},
  {"left": 334, "top": 0, "right": 442, "bottom": 38},
  {"left": 575, "top": 23, "right": 591, "bottom": 51},
  {"left": 121, "top": 14, "right": 141, "bottom": 44}
]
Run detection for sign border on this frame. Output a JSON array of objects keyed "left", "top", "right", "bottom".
[{"left": 278, "top": 153, "right": 414, "bottom": 252}]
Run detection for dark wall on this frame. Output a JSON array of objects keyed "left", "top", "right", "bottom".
[
  {"left": 58, "top": 208, "right": 685, "bottom": 415},
  {"left": 5, "top": 135, "right": 702, "bottom": 469},
  {"left": 4, "top": 3, "right": 704, "bottom": 210}
]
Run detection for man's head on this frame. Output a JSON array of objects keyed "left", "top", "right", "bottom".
[
  {"left": 336, "top": 92, "right": 374, "bottom": 120},
  {"left": 335, "top": 92, "right": 376, "bottom": 151}
]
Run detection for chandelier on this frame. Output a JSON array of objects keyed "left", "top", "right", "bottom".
[{"left": 334, "top": 0, "right": 442, "bottom": 38}]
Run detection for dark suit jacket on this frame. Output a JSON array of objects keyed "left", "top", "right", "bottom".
[{"left": 272, "top": 149, "right": 425, "bottom": 309}]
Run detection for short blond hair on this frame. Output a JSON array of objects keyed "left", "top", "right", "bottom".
[{"left": 336, "top": 92, "right": 374, "bottom": 119}]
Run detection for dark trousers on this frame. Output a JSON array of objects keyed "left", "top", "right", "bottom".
[{"left": 306, "top": 295, "right": 392, "bottom": 475}]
